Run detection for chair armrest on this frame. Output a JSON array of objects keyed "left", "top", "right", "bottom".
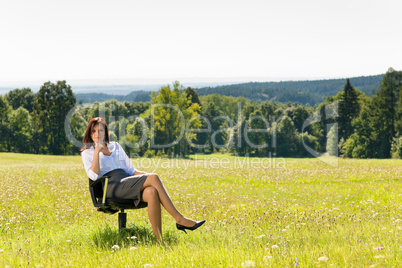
[{"left": 89, "top": 176, "right": 110, "bottom": 207}]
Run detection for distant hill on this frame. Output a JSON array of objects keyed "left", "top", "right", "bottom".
[
  {"left": 74, "top": 74, "right": 384, "bottom": 106},
  {"left": 76, "top": 90, "right": 153, "bottom": 103},
  {"left": 195, "top": 74, "right": 383, "bottom": 106}
]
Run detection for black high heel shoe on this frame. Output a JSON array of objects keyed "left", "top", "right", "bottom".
[{"left": 176, "top": 220, "right": 206, "bottom": 234}]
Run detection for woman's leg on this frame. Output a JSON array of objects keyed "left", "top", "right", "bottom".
[
  {"left": 141, "top": 174, "right": 196, "bottom": 227},
  {"left": 141, "top": 186, "right": 162, "bottom": 241}
]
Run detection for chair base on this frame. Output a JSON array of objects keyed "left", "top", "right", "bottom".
[{"left": 118, "top": 210, "right": 127, "bottom": 231}]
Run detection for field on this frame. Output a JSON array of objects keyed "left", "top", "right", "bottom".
[{"left": 0, "top": 153, "right": 401, "bottom": 267}]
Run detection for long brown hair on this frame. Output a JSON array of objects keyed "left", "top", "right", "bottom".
[{"left": 81, "top": 117, "right": 110, "bottom": 151}]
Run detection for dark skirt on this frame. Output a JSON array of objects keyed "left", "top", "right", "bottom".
[{"left": 103, "top": 169, "right": 149, "bottom": 207}]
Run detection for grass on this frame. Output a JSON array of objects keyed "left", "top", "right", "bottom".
[{"left": 0, "top": 152, "right": 401, "bottom": 267}]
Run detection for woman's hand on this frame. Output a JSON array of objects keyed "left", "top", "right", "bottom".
[{"left": 94, "top": 142, "right": 105, "bottom": 153}]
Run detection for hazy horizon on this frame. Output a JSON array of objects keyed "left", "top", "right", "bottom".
[
  {"left": 0, "top": 71, "right": 385, "bottom": 92},
  {"left": 0, "top": 72, "right": 385, "bottom": 96}
]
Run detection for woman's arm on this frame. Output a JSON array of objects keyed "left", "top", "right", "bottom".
[
  {"left": 90, "top": 143, "right": 104, "bottom": 175},
  {"left": 133, "top": 170, "right": 147, "bottom": 175},
  {"left": 115, "top": 142, "right": 142, "bottom": 175}
]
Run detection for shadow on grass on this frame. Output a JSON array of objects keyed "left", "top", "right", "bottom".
[{"left": 92, "top": 223, "right": 180, "bottom": 248}]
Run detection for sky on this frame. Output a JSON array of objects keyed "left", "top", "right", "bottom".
[{"left": 0, "top": 0, "right": 401, "bottom": 88}]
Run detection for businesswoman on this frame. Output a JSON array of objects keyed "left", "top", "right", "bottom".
[{"left": 81, "top": 117, "right": 205, "bottom": 241}]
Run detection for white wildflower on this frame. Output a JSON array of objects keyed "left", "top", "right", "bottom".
[
  {"left": 241, "top": 260, "right": 255, "bottom": 267},
  {"left": 130, "top": 247, "right": 137, "bottom": 251},
  {"left": 112, "top": 245, "right": 120, "bottom": 250},
  {"left": 131, "top": 236, "right": 137, "bottom": 240},
  {"left": 271, "top": 245, "right": 279, "bottom": 249},
  {"left": 263, "top": 255, "right": 273, "bottom": 264},
  {"left": 318, "top": 256, "right": 328, "bottom": 262},
  {"left": 143, "top": 264, "right": 153, "bottom": 268}
]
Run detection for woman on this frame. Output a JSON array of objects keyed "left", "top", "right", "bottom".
[{"left": 81, "top": 117, "right": 205, "bottom": 241}]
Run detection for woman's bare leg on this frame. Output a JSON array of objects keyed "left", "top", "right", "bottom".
[
  {"left": 141, "top": 186, "right": 162, "bottom": 241},
  {"left": 141, "top": 174, "right": 196, "bottom": 227}
]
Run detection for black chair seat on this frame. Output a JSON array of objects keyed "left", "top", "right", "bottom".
[{"left": 107, "top": 198, "right": 148, "bottom": 209}]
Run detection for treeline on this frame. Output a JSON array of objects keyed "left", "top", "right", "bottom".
[
  {"left": 0, "top": 82, "right": 150, "bottom": 155},
  {"left": 0, "top": 69, "right": 400, "bottom": 158},
  {"left": 72, "top": 70, "right": 400, "bottom": 159},
  {"left": 339, "top": 69, "right": 402, "bottom": 158},
  {"left": 194, "top": 74, "right": 383, "bottom": 106},
  {"left": 74, "top": 74, "right": 383, "bottom": 106},
  {"left": 0, "top": 81, "right": 76, "bottom": 154},
  {"left": 200, "top": 87, "right": 325, "bottom": 106}
]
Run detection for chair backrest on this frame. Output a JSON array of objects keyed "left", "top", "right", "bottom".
[
  {"left": 88, "top": 178, "right": 108, "bottom": 207},
  {"left": 89, "top": 179, "right": 103, "bottom": 200}
]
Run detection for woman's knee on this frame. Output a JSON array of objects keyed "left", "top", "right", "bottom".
[
  {"left": 142, "top": 186, "right": 159, "bottom": 202},
  {"left": 148, "top": 173, "right": 161, "bottom": 183}
]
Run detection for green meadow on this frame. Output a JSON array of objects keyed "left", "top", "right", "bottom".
[{"left": 0, "top": 153, "right": 401, "bottom": 267}]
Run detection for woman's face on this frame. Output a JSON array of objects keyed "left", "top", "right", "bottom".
[{"left": 91, "top": 123, "right": 105, "bottom": 144}]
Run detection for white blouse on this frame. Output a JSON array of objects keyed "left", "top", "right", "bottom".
[{"left": 81, "top": 141, "right": 136, "bottom": 181}]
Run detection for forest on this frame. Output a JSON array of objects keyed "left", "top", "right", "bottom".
[
  {"left": 0, "top": 69, "right": 400, "bottom": 159},
  {"left": 75, "top": 74, "right": 383, "bottom": 106}
]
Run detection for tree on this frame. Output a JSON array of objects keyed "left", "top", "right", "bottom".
[
  {"left": 326, "top": 123, "right": 338, "bottom": 156},
  {"left": 374, "top": 68, "right": 402, "bottom": 157},
  {"left": 259, "top": 101, "right": 277, "bottom": 127},
  {"left": 247, "top": 110, "right": 269, "bottom": 155},
  {"left": 310, "top": 98, "right": 337, "bottom": 154},
  {"left": 5, "top": 88, "right": 35, "bottom": 113},
  {"left": 347, "top": 68, "right": 402, "bottom": 158},
  {"left": 124, "top": 101, "right": 150, "bottom": 117},
  {"left": 338, "top": 79, "right": 360, "bottom": 141},
  {"left": 199, "top": 94, "right": 248, "bottom": 125},
  {"left": 297, "top": 131, "right": 319, "bottom": 157},
  {"left": 149, "top": 81, "right": 201, "bottom": 157},
  {"left": 341, "top": 67, "right": 402, "bottom": 159},
  {"left": 202, "top": 102, "right": 224, "bottom": 153},
  {"left": 9, "top": 107, "right": 31, "bottom": 153},
  {"left": 243, "top": 102, "right": 258, "bottom": 119},
  {"left": 185, "top": 87, "right": 201, "bottom": 108},
  {"left": 231, "top": 113, "right": 250, "bottom": 156},
  {"left": 391, "top": 134, "right": 402, "bottom": 158},
  {"left": 32, "top": 81, "right": 76, "bottom": 155},
  {"left": 292, "top": 106, "right": 312, "bottom": 133},
  {"left": 124, "top": 118, "right": 149, "bottom": 156},
  {"left": 0, "top": 96, "right": 11, "bottom": 151},
  {"left": 276, "top": 116, "right": 297, "bottom": 157}
]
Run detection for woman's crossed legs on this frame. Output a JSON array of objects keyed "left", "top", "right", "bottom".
[{"left": 140, "top": 173, "right": 196, "bottom": 241}]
